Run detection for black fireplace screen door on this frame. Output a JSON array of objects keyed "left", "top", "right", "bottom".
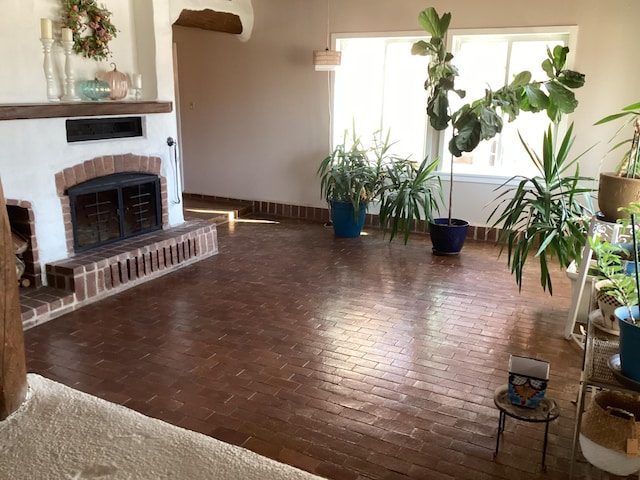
[{"left": 68, "top": 173, "right": 161, "bottom": 252}]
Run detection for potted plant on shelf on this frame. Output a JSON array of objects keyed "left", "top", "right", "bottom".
[
  {"left": 411, "top": 7, "right": 586, "bottom": 255},
  {"left": 595, "top": 103, "right": 640, "bottom": 222},
  {"left": 590, "top": 203, "right": 640, "bottom": 383},
  {"left": 318, "top": 129, "right": 443, "bottom": 241},
  {"left": 590, "top": 237, "right": 638, "bottom": 333}
]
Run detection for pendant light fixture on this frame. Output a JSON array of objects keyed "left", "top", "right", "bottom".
[{"left": 313, "top": 0, "right": 340, "bottom": 71}]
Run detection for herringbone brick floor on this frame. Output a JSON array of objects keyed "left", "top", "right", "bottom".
[{"left": 24, "top": 216, "right": 611, "bottom": 479}]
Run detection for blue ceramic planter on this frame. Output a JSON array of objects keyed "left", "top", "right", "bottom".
[
  {"left": 429, "top": 218, "right": 469, "bottom": 255},
  {"left": 331, "top": 201, "right": 366, "bottom": 238},
  {"left": 615, "top": 305, "right": 640, "bottom": 382}
]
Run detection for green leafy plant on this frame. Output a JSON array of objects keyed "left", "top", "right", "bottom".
[
  {"left": 378, "top": 156, "right": 443, "bottom": 244},
  {"left": 487, "top": 124, "right": 594, "bottom": 293},
  {"left": 411, "top": 7, "right": 586, "bottom": 225},
  {"left": 589, "top": 202, "right": 640, "bottom": 324},
  {"left": 318, "top": 129, "right": 443, "bottom": 243},
  {"left": 590, "top": 239, "right": 638, "bottom": 315},
  {"left": 317, "top": 130, "right": 378, "bottom": 216},
  {"left": 407, "top": 4, "right": 597, "bottom": 292},
  {"left": 595, "top": 102, "right": 640, "bottom": 178}
]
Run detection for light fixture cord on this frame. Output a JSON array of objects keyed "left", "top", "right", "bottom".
[
  {"left": 325, "top": 0, "right": 333, "bottom": 152},
  {"left": 326, "top": 0, "right": 331, "bottom": 48}
]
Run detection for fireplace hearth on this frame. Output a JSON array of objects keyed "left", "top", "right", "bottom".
[{"left": 68, "top": 172, "right": 161, "bottom": 252}]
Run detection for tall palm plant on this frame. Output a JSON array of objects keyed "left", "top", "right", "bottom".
[
  {"left": 378, "top": 156, "right": 443, "bottom": 244},
  {"left": 487, "top": 123, "right": 595, "bottom": 293}
]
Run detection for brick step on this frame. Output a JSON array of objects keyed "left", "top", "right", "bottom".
[{"left": 21, "top": 220, "right": 218, "bottom": 329}]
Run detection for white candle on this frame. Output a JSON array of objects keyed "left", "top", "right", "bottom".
[
  {"left": 132, "top": 74, "right": 142, "bottom": 89},
  {"left": 61, "top": 27, "right": 73, "bottom": 42},
  {"left": 40, "top": 18, "right": 52, "bottom": 39}
]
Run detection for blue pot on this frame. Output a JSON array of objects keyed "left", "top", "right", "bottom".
[
  {"left": 615, "top": 305, "right": 640, "bottom": 382},
  {"left": 429, "top": 218, "right": 469, "bottom": 255},
  {"left": 331, "top": 201, "right": 366, "bottom": 238},
  {"left": 610, "top": 243, "right": 640, "bottom": 275}
]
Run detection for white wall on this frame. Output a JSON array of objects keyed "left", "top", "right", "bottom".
[
  {"left": 0, "top": 0, "right": 253, "bottom": 280},
  {"left": 174, "top": 0, "right": 640, "bottom": 226}
]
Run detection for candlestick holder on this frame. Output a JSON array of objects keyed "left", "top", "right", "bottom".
[
  {"left": 132, "top": 74, "right": 142, "bottom": 101},
  {"left": 61, "top": 40, "right": 80, "bottom": 102},
  {"left": 40, "top": 38, "right": 59, "bottom": 102}
]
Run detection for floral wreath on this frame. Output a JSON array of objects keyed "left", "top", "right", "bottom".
[{"left": 61, "top": 0, "right": 118, "bottom": 61}]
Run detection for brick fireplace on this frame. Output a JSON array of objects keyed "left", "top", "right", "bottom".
[
  {"left": 14, "top": 152, "right": 218, "bottom": 329},
  {"left": 55, "top": 153, "right": 170, "bottom": 255}
]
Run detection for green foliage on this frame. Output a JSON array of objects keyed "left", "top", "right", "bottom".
[
  {"left": 318, "top": 130, "right": 443, "bottom": 243},
  {"left": 594, "top": 102, "right": 640, "bottom": 178},
  {"left": 411, "top": 6, "right": 593, "bottom": 293},
  {"left": 378, "top": 157, "right": 443, "bottom": 244},
  {"left": 487, "top": 124, "right": 595, "bottom": 294},
  {"left": 589, "top": 202, "right": 640, "bottom": 323},
  {"left": 590, "top": 239, "right": 638, "bottom": 310},
  {"left": 412, "top": 8, "right": 585, "bottom": 156},
  {"left": 317, "top": 130, "right": 378, "bottom": 216}
]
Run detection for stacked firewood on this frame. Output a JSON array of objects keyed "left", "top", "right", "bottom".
[{"left": 12, "top": 231, "right": 29, "bottom": 287}]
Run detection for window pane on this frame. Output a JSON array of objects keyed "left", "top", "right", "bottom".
[
  {"left": 334, "top": 38, "right": 386, "bottom": 142},
  {"left": 499, "top": 40, "right": 565, "bottom": 177},
  {"left": 333, "top": 37, "right": 428, "bottom": 159},
  {"left": 441, "top": 35, "right": 569, "bottom": 177},
  {"left": 333, "top": 31, "right": 572, "bottom": 179}
]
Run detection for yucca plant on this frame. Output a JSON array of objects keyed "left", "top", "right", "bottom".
[
  {"left": 378, "top": 156, "right": 443, "bottom": 244},
  {"left": 317, "top": 130, "right": 378, "bottom": 218},
  {"left": 487, "top": 123, "right": 595, "bottom": 293},
  {"left": 318, "top": 129, "right": 443, "bottom": 241}
]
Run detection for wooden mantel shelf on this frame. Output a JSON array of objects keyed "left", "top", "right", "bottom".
[{"left": 0, "top": 101, "right": 173, "bottom": 121}]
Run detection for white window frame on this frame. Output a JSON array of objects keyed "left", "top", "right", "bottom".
[
  {"left": 331, "top": 31, "right": 430, "bottom": 158},
  {"left": 331, "top": 26, "right": 579, "bottom": 185},
  {"left": 439, "top": 26, "right": 579, "bottom": 184}
]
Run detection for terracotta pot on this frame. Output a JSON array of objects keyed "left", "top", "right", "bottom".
[{"left": 598, "top": 172, "right": 640, "bottom": 222}]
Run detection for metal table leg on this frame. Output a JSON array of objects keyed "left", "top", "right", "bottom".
[
  {"left": 494, "top": 410, "right": 505, "bottom": 458},
  {"left": 542, "top": 412, "right": 551, "bottom": 470},
  {"left": 569, "top": 381, "right": 588, "bottom": 479}
]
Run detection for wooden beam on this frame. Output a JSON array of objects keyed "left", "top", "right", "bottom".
[
  {"left": 174, "top": 9, "right": 243, "bottom": 35},
  {"left": 0, "top": 178, "right": 27, "bottom": 420},
  {"left": 0, "top": 101, "right": 173, "bottom": 121}
]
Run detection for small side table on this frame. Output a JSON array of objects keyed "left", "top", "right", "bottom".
[{"left": 493, "top": 385, "right": 560, "bottom": 470}]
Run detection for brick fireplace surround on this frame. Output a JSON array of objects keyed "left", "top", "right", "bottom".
[{"left": 17, "top": 153, "right": 218, "bottom": 329}]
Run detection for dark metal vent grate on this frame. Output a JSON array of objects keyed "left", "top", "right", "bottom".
[{"left": 66, "top": 116, "right": 143, "bottom": 143}]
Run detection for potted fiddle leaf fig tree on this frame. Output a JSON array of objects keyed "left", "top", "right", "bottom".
[{"left": 411, "top": 7, "right": 587, "bottom": 255}]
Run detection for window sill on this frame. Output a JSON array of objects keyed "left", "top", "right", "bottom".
[
  {"left": 0, "top": 101, "right": 173, "bottom": 121},
  {"left": 436, "top": 171, "right": 522, "bottom": 185}
]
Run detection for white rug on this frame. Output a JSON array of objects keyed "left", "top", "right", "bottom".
[{"left": 0, "top": 374, "right": 325, "bottom": 480}]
